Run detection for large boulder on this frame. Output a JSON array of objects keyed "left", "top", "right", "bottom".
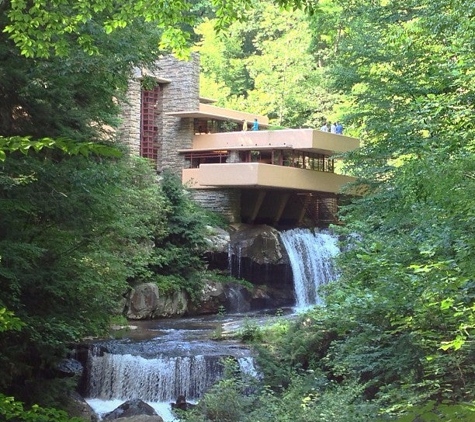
[
  {"left": 123, "top": 224, "right": 296, "bottom": 318},
  {"left": 251, "top": 285, "right": 294, "bottom": 310},
  {"left": 188, "top": 280, "right": 253, "bottom": 315},
  {"left": 203, "top": 225, "right": 230, "bottom": 254},
  {"left": 191, "top": 280, "right": 226, "bottom": 314},
  {"left": 62, "top": 391, "right": 98, "bottom": 421},
  {"left": 226, "top": 224, "right": 293, "bottom": 290},
  {"left": 229, "top": 224, "right": 287, "bottom": 265},
  {"left": 125, "top": 283, "right": 160, "bottom": 320},
  {"left": 56, "top": 358, "right": 83, "bottom": 377},
  {"left": 125, "top": 284, "right": 189, "bottom": 319},
  {"left": 154, "top": 289, "right": 188, "bottom": 318},
  {"left": 103, "top": 399, "right": 159, "bottom": 420}
]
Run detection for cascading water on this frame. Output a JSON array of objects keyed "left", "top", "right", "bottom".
[
  {"left": 226, "top": 285, "right": 250, "bottom": 313},
  {"left": 87, "top": 352, "right": 223, "bottom": 402},
  {"left": 279, "top": 228, "right": 339, "bottom": 309},
  {"left": 228, "top": 243, "right": 243, "bottom": 279},
  {"left": 83, "top": 318, "right": 259, "bottom": 421}
]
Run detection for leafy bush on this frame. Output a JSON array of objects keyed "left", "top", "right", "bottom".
[
  {"left": 0, "top": 393, "right": 83, "bottom": 422},
  {"left": 238, "top": 318, "right": 264, "bottom": 343},
  {"left": 179, "top": 358, "right": 257, "bottom": 422},
  {"left": 0, "top": 152, "right": 166, "bottom": 403}
]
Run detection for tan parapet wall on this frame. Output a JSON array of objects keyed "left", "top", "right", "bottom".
[{"left": 190, "top": 129, "right": 359, "bottom": 155}]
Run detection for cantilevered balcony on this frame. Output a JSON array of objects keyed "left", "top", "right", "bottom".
[
  {"left": 183, "top": 163, "right": 354, "bottom": 193},
  {"left": 188, "top": 128, "right": 358, "bottom": 155},
  {"left": 180, "top": 129, "right": 359, "bottom": 194}
]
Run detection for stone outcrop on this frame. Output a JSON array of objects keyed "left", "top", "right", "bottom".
[
  {"left": 154, "top": 289, "right": 188, "bottom": 318},
  {"left": 203, "top": 225, "right": 231, "bottom": 253},
  {"left": 217, "top": 224, "right": 294, "bottom": 290},
  {"left": 123, "top": 224, "right": 295, "bottom": 319},
  {"left": 124, "top": 283, "right": 189, "bottom": 320},
  {"left": 56, "top": 358, "right": 83, "bottom": 377},
  {"left": 229, "top": 224, "right": 287, "bottom": 265},
  {"left": 188, "top": 280, "right": 254, "bottom": 315},
  {"left": 124, "top": 283, "right": 160, "bottom": 319},
  {"left": 62, "top": 391, "right": 98, "bottom": 421},
  {"left": 103, "top": 399, "right": 160, "bottom": 420}
]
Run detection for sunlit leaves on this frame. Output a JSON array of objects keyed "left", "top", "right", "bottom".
[
  {"left": 4, "top": 0, "right": 319, "bottom": 58},
  {"left": 325, "top": 0, "right": 475, "bottom": 410},
  {"left": 0, "top": 308, "right": 24, "bottom": 332},
  {"left": 196, "top": 1, "right": 337, "bottom": 128},
  {"left": 5, "top": 0, "right": 194, "bottom": 57},
  {"left": 0, "top": 136, "right": 122, "bottom": 160}
]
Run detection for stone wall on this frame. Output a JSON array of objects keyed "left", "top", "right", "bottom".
[
  {"left": 153, "top": 54, "right": 200, "bottom": 173},
  {"left": 118, "top": 55, "right": 200, "bottom": 173},
  {"left": 190, "top": 189, "right": 241, "bottom": 223},
  {"left": 118, "top": 56, "right": 241, "bottom": 223},
  {"left": 118, "top": 78, "right": 142, "bottom": 156}
]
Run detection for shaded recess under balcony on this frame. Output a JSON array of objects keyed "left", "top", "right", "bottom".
[{"left": 240, "top": 189, "right": 349, "bottom": 227}]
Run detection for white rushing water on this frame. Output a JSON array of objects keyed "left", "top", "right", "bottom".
[
  {"left": 280, "top": 228, "right": 339, "bottom": 309},
  {"left": 86, "top": 348, "right": 258, "bottom": 421},
  {"left": 88, "top": 353, "right": 223, "bottom": 402}
]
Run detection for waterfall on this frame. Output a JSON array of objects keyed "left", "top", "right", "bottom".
[
  {"left": 87, "top": 351, "right": 256, "bottom": 403},
  {"left": 228, "top": 243, "right": 243, "bottom": 279},
  {"left": 238, "top": 356, "right": 259, "bottom": 378},
  {"left": 279, "top": 228, "right": 339, "bottom": 309},
  {"left": 88, "top": 352, "right": 222, "bottom": 402}
]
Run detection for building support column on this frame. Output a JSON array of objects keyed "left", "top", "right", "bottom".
[
  {"left": 249, "top": 191, "right": 267, "bottom": 224},
  {"left": 272, "top": 193, "right": 290, "bottom": 226},
  {"left": 297, "top": 194, "right": 311, "bottom": 225}
]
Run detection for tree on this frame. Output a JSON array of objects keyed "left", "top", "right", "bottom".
[
  {"left": 0, "top": 7, "right": 167, "bottom": 141},
  {"left": 0, "top": 151, "right": 168, "bottom": 403},
  {"left": 3, "top": 0, "right": 320, "bottom": 59},
  {"left": 196, "top": 1, "right": 340, "bottom": 128},
  {"left": 321, "top": 0, "right": 475, "bottom": 413}
]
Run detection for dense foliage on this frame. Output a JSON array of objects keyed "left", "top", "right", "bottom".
[
  {"left": 1, "top": 0, "right": 213, "bottom": 414},
  {"left": 183, "top": 0, "right": 475, "bottom": 420},
  {"left": 324, "top": 0, "right": 475, "bottom": 413},
  {"left": 0, "top": 151, "right": 168, "bottom": 401},
  {"left": 195, "top": 2, "right": 342, "bottom": 128},
  {"left": 148, "top": 170, "right": 211, "bottom": 297}
]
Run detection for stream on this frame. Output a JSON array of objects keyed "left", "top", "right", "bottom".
[
  {"left": 83, "top": 229, "right": 339, "bottom": 421},
  {"left": 84, "top": 310, "right": 290, "bottom": 421}
]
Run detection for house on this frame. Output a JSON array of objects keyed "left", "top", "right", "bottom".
[{"left": 119, "top": 55, "right": 359, "bottom": 227}]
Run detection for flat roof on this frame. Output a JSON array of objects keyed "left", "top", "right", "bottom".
[
  {"left": 178, "top": 145, "right": 294, "bottom": 153},
  {"left": 166, "top": 103, "right": 270, "bottom": 128}
]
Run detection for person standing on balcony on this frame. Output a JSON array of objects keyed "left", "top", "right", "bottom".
[
  {"left": 336, "top": 122, "right": 344, "bottom": 134},
  {"left": 242, "top": 119, "right": 248, "bottom": 131},
  {"left": 331, "top": 122, "right": 337, "bottom": 133},
  {"left": 252, "top": 118, "right": 259, "bottom": 131},
  {"left": 320, "top": 122, "right": 329, "bottom": 132}
]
